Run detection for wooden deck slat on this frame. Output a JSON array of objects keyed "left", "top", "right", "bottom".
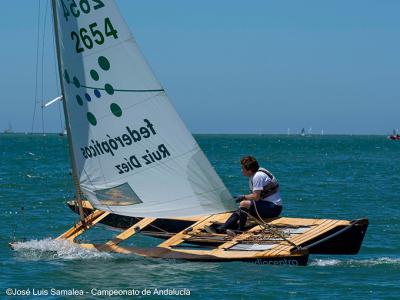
[
  {"left": 263, "top": 219, "right": 345, "bottom": 256},
  {"left": 268, "top": 217, "right": 324, "bottom": 227},
  {"left": 291, "top": 220, "right": 348, "bottom": 245},
  {"left": 261, "top": 219, "right": 332, "bottom": 256}
]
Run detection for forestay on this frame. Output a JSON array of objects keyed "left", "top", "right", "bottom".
[{"left": 53, "top": 0, "right": 234, "bottom": 217}]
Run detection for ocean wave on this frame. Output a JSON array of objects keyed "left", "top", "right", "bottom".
[
  {"left": 11, "top": 238, "right": 111, "bottom": 260},
  {"left": 26, "top": 174, "right": 41, "bottom": 178},
  {"left": 310, "top": 257, "right": 400, "bottom": 267}
]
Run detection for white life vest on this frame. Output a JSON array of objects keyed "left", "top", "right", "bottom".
[{"left": 249, "top": 168, "right": 280, "bottom": 200}]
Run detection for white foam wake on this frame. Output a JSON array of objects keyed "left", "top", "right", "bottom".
[
  {"left": 309, "top": 258, "right": 341, "bottom": 266},
  {"left": 310, "top": 257, "right": 400, "bottom": 267},
  {"left": 11, "top": 238, "right": 111, "bottom": 260}
]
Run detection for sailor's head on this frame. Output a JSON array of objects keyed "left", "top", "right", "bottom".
[{"left": 240, "top": 156, "right": 259, "bottom": 176}]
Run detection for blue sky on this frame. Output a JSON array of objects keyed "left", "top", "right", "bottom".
[{"left": 1, "top": 0, "right": 399, "bottom": 134}]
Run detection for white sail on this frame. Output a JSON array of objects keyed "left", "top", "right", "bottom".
[{"left": 53, "top": 0, "right": 234, "bottom": 217}]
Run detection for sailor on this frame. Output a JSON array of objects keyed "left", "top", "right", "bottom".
[{"left": 217, "top": 156, "right": 283, "bottom": 233}]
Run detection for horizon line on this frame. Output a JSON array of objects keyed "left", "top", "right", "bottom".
[{"left": 1, "top": 131, "right": 393, "bottom": 136}]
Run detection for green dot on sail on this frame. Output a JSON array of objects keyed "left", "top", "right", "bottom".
[
  {"left": 90, "top": 69, "right": 99, "bottom": 81},
  {"left": 73, "top": 76, "right": 81, "bottom": 88},
  {"left": 87, "top": 112, "right": 97, "bottom": 126},
  {"left": 64, "top": 70, "right": 70, "bottom": 84},
  {"left": 105, "top": 83, "right": 114, "bottom": 95},
  {"left": 110, "top": 103, "right": 122, "bottom": 117},
  {"left": 76, "top": 95, "right": 83, "bottom": 106},
  {"left": 98, "top": 56, "right": 110, "bottom": 71}
]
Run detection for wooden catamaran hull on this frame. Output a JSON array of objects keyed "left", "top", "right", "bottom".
[
  {"left": 67, "top": 200, "right": 368, "bottom": 256},
  {"left": 80, "top": 244, "right": 310, "bottom": 265}
]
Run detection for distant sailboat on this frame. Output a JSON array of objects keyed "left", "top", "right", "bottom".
[
  {"left": 301, "top": 128, "right": 306, "bottom": 136},
  {"left": 388, "top": 129, "right": 400, "bottom": 140},
  {"left": 3, "top": 122, "right": 13, "bottom": 134},
  {"left": 58, "top": 127, "right": 67, "bottom": 136}
]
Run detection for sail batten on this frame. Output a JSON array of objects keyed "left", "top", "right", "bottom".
[{"left": 53, "top": 0, "right": 234, "bottom": 217}]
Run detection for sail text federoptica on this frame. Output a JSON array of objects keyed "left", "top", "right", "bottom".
[{"left": 80, "top": 118, "right": 157, "bottom": 159}]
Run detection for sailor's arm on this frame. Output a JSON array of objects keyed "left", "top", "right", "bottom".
[{"left": 243, "top": 190, "right": 261, "bottom": 201}]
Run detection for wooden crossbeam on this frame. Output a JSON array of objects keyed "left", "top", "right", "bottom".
[
  {"left": 56, "top": 210, "right": 110, "bottom": 241},
  {"left": 77, "top": 218, "right": 155, "bottom": 251},
  {"left": 157, "top": 213, "right": 229, "bottom": 248},
  {"left": 97, "top": 218, "right": 155, "bottom": 251}
]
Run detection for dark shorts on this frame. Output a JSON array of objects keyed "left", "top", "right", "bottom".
[{"left": 249, "top": 201, "right": 282, "bottom": 218}]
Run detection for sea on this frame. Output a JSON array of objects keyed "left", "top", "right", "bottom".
[{"left": 1, "top": 134, "right": 399, "bottom": 299}]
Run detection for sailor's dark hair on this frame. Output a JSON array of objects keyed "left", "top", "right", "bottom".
[{"left": 240, "top": 156, "right": 259, "bottom": 173}]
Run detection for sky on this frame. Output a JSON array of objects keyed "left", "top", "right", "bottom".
[{"left": 1, "top": 0, "right": 399, "bottom": 134}]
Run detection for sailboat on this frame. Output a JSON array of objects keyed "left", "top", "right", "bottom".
[
  {"left": 301, "top": 128, "right": 306, "bottom": 136},
  {"left": 58, "top": 127, "right": 67, "bottom": 136},
  {"left": 388, "top": 129, "right": 400, "bottom": 140},
  {"left": 11, "top": 0, "right": 368, "bottom": 265},
  {"left": 3, "top": 121, "right": 13, "bottom": 134}
]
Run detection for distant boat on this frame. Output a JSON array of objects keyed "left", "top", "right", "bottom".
[
  {"left": 301, "top": 128, "right": 306, "bottom": 136},
  {"left": 3, "top": 122, "right": 13, "bottom": 134},
  {"left": 58, "top": 128, "right": 67, "bottom": 136},
  {"left": 388, "top": 129, "right": 400, "bottom": 140},
  {"left": 388, "top": 135, "right": 400, "bottom": 140}
]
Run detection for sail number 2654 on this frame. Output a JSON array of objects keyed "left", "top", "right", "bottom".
[{"left": 71, "top": 18, "right": 118, "bottom": 53}]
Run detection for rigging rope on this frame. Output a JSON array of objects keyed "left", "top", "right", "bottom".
[
  {"left": 31, "top": 0, "right": 41, "bottom": 134},
  {"left": 40, "top": 0, "right": 49, "bottom": 135},
  {"left": 243, "top": 201, "right": 301, "bottom": 250},
  {"left": 51, "top": 20, "right": 64, "bottom": 134}
]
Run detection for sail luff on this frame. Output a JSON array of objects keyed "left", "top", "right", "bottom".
[{"left": 51, "top": 0, "right": 85, "bottom": 221}]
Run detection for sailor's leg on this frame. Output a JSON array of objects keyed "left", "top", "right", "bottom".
[
  {"left": 217, "top": 200, "right": 253, "bottom": 233},
  {"left": 238, "top": 207, "right": 250, "bottom": 231},
  {"left": 217, "top": 211, "right": 240, "bottom": 232},
  {"left": 250, "top": 200, "right": 283, "bottom": 219},
  {"left": 238, "top": 200, "right": 251, "bottom": 231}
]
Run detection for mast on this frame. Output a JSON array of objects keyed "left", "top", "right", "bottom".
[{"left": 51, "top": 0, "right": 85, "bottom": 221}]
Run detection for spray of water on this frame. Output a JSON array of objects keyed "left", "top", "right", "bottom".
[
  {"left": 310, "top": 257, "right": 400, "bottom": 267},
  {"left": 11, "top": 238, "right": 111, "bottom": 260}
]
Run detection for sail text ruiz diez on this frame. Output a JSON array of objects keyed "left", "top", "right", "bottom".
[{"left": 80, "top": 119, "right": 171, "bottom": 175}]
